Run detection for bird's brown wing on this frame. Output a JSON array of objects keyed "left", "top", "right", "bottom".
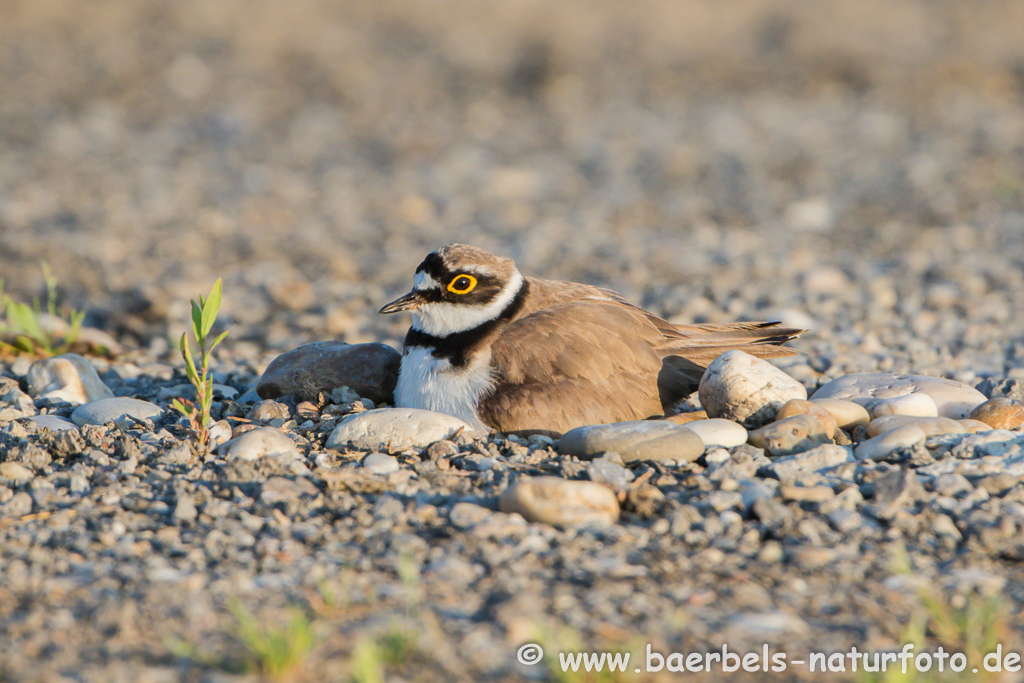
[{"left": 479, "top": 300, "right": 668, "bottom": 434}]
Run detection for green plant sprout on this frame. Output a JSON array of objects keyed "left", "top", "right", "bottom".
[
  {"left": 171, "top": 278, "right": 228, "bottom": 446},
  {"left": 229, "top": 602, "right": 316, "bottom": 679},
  {"left": 0, "top": 262, "right": 85, "bottom": 356}
]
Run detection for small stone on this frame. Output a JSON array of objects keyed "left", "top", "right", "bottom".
[
  {"left": 0, "top": 379, "right": 36, "bottom": 419},
  {"left": 362, "top": 452, "right": 400, "bottom": 474},
  {"left": 219, "top": 427, "right": 301, "bottom": 462},
  {"left": 499, "top": 476, "right": 619, "bottom": 526},
  {"left": 558, "top": 420, "right": 704, "bottom": 463},
  {"left": 247, "top": 400, "right": 291, "bottom": 423},
  {"left": 776, "top": 399, "right": 837, "bottom": 438},
  {"left": 698, "top": 350, "right": 807, "bottom": 428},
  {"left": 871, "top": 468, "right": 924, "bottom": 512},
  {"left": 21, "top": 415, "right": 78, "bottom": 432},
  {"left": 585, "top": 457, "right": 635, "bottom": 489},
  {"left": 748, "top": 415, "right": 830, "bottom": 456},
  {"left": 810, "top": 398, "right": 871, "bottom": 430},
  {"left": 1, "top": 491, "right": 33, "bottom": 516},
  {"left": 173, "top": 493, "right": 198, "bottom": 522},
  {"left": 707, "top": 490, "right": 742, "bottom": 512},
  {"left": 679, "top": 418, "right": 748, "bottom": 448},
  {"left": 866, "top": 415, "right": 966, "bottom": 438},
  {"left": 768, "top": 444, "right": 853, "bottom": 479},
  {"left": 811, "top": 373, "right": 986, "bottom": 419},
  {"left": 855, "top": 425, "right": 927, "bottom": 460},
  {"left": 326, "top": 408, "right": 473, "bottom": 451},
  {"left": 970, "top": 397, "right": 1024, "bottom": 430},
  {"left": 256, "top": 341, "right": 401, "bottom": 404},
  {"left": 71, "top": 397, "right": 163, "bottom": 427},
  {"left": 425, "top": 440, "right": 459, "bottom": 459},
  {"left": 867, "top": 393, "right": 938, "bottom": 419},
  {"left": 958, "top": 419, "right": 994, "bottom": 433},
  {"left": 26, "top": 353, "right": 114, "bottom": 406},
  {"left": 260, "top": 476, "right": 319, "bottom": 503},
  {"left": 449, "top": 502, "right": 493, "bottom": 530},
  {"left": 208, "top": 420, "right": 233, "bottom": 446},
  {"left": 931, "top": 473, "right": 972, "bottom": 497},
  {"left": 0, "top": 462, "right": 35, "bottom": 485},
  {"left": 779, "top": 483, "right": 835, "bottom": 503},
  {"left": 826, "top": 508, "right": 862, "bottom": 532}
]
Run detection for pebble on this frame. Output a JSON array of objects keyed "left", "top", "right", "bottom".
[
  {"left": 854, "top": 425, "right": 927, "bottom": 460},
  {"left": 867, "top": 392, "right": 938, "bottom": 419},
  {"left": 256, "top": 341, "right": 401, "bottom": 403},
  {"left": 448, "top": 502, "right": 494, "bottom": 530},
  {"left": 698, "top": 350, "right": 807, "bottom": 427},
  {"left": 21, "top": 415, "right": 78, "bottom": 431},
  {"left": 362, "top": 452, "right": 400, "bottom": 474},
  {"left": 1, "top": 491, "right": 33, "bottom": 516},
  {"left": 26, "top": 353, "right": 114, "bottom": 406},
  {"left": 866, "top": 415, "right": 966, "bottom": 438},
  {"left": 664, "top": 410, "right": 709, "bottom": 424},
  {"left": 219, "top": 426, "right": 301, "bottom": 462},
  {"left": 748, "top": 415, "right": 831, "bottom": 456},
  {"left": 958, "top": 419, "right": 994, "bottom": 433},
  {"left": 71, "top": 397, "right": 163, "bottom": 427},
  {"left": 499, "top": 476, "right": 619, "bottom": 527},
  {"left": 207, "top": 419, "right": 233, "bottom": 446},
  {"left": 679, "top": 418, "right": 748, "bottom": 448},
  {"left": 775, "top": 399, "right": 837, "bottom": 438},
  {"left": 247, "top": 400, "right": 291, "bottom": 423},
  {"left": 172, "top": 493, "right": 198, "bottom": 522},
  {"left": 810, "top": 398, "right": 871, "bottom": 430},
  {"left": 0, "top": 378, "right": 37, "bottom": 420},
  {"left": 585, "top": 457, "right": 635, "bottom": 489},
  {"left": 811, "top": 373, "right": 986, "bottom": 419},
  {"left": 557, "top": 420, "right": 704, "bottom": 463},
  {"left": 768, "top": 444, "right": 854, "bottom": 479},
  {"left": 970, "top": 397, "right": 1024, "bottom": 430},
  {"left": 0, "top": 462, "right": 35, "bottom": 485},
  {"left": 871, "top": 468, "right": 925, "bottom": 513},
  {"left": 326, "top": 408, "right": 474, "bottom": 451}
]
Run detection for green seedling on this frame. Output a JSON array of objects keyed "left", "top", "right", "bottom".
[
  {"left": 0, "top": 262, "right": 86, "bottom": 356},
  {"left": 229, "top": 602, "right": 316, "bottom": 679},
  {"left": 171, "top": 278, "right": 228, "bottom": 446}
]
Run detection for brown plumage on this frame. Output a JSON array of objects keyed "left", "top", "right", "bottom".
[{"left": 381, "top": 244, "right": 802, "bottom": 435}]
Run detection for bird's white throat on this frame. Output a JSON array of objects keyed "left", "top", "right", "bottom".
[
  {"left": 411, "top": 270, "right": 524, "bottom": 337},
  {"left": 394, "top": 347, "right": 493, "bottom": 429}
]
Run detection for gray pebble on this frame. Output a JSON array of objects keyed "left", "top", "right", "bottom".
[
  {"left": 71, "top": 397, "right": 163, "bottom": 427},
  {"left": 362, "top": 452, "right": 400, "bottom": 474}
]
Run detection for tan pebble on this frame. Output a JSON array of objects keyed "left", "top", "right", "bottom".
[
  {"left": 748, "top": 414, "right": 831, "bottom": 456},
  {"left": 866, "top": 415, "right": 965, "bottom": 438},
  {"left": 698, "top": 350, "right": 807, "bottom": 427},
  {"left": 810, "top": 398, "right": 870, "bottom": 430},
  {"left": 854, "top": 425, "right": 926, "bottom": 460},
  {"left": 957, "top": 419, "right": 994, "bottom": 433},
  {"left": 776, "top": 399, "right": 837, "bottom": 438},
  {"left": 779, "top": 483, "right": 835, "bottom": 503},
  {"left": 664, "top": 410, "right": 709, "bottom": 424},
  {"left": 499, "top": 476, "right": 619, "bottom": 527},
  {"left": 867, "top": 393, "right": 938, "bottom": 419},
  {"left": 970, "top": 397, "right": 1024, "bottom": 430}
]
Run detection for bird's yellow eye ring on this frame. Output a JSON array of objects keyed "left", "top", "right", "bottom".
[{"left": 447, "top": 274, "right": 477, "bottom": 294}]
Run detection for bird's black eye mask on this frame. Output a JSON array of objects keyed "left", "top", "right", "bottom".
[{"left": 416, "top": 253, "right": 504, "bottom": 304}]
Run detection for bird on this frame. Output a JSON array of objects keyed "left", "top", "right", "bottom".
[{"left": 380, "top": 244, "right": 802, "bottom": 435}]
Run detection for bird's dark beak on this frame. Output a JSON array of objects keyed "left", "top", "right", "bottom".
[{"left": 379, "top": 290, "right": 424, "bottom": 314}]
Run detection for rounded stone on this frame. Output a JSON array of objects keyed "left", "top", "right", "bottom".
[
  {"left": 811, "top": 373, "right": 986, "bottom": 419},
  {"left": 664, "top": 410, "right": 709, "bottom": 425},
  {"left": 854, "top": 425, "right": 927, "bottom": 460},
  {"left": 748, "top": 415, "right": 831, "bottom": 456},
  {"left": 958, "top": 419, "right": 994, "bottom": 433},
  {"left": 21, "top": 415, "right": 79, "bottom": 431},
  {"left": 867, "top": 393, "right": 938, "bottom": 419},
  {"left": 499, "top": 476, "right": 619, "bottom": 527},
  {"left": 362, "top": 452, "right": 400, "bottom": 475},
  {"left": 220, "top": 426, "right": 301, "bottom": 462},
  {"left": 26, "top": 353, "right": 114, "bottom": 406},
  {"left": 247, "top": 400, "right": 291, "bottom": 423},
  {"left": 0, "top": 461, "right": 35, "bottom": 485},
  {"left": 810, "top": 399, "right": 870, "bottom": 430},
  {"left": 71, "top": 397, "right": 164, "bottom": 427},
  {"left": 558, "top": 420, "right": 705, "bottom": 463},
  {"left": 698, "top": 350, "right": 807, "bottom": 428},
  {"left": 970, "top": 397, "right": 1024, "bottom": 430},
  {"left": 256, "top": 341, "right": 401, "bottom": 404},
  {"left": 679, "top": 419, "right": 748, "bottom": 449},
  {"left": 776, "top": 399, "right": 837, "bottom": 438},
  {"left": 866, "top": 415, "right": 966, "bottom": 438},
  {"left": 326, "top": 407, "right": 474, "bottom": 451}
]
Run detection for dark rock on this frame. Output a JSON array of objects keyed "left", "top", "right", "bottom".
[{"left": 256, "top": 341, "right": 401, "bottom": 404}]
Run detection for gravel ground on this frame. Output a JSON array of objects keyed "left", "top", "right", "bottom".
[{"left": 3, "top": 1, "right": 1024, "bottom": 681}]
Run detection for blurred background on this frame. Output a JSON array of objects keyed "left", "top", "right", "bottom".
[{"left": 2, "top": 0, "right": 1023, "bottom": 370}]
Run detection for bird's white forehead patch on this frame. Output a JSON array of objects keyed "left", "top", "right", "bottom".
[{"left": 414, "top": 271, "right": 440, "bottom": 290}]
